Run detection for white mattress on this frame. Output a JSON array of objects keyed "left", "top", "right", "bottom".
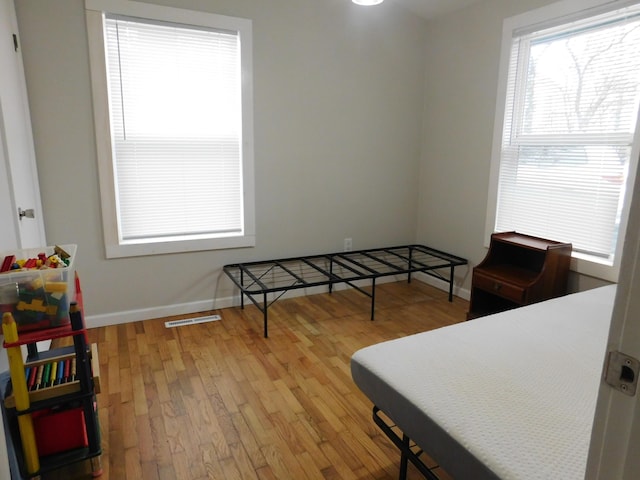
[{"left": 351, "top": 285, "right": 616, "bottom": 480}]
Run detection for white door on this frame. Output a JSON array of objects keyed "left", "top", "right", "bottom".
[
  {"left": 0, "top": 110, "right": 19, "bottom": 250},
  {"left": 0, "top": 0, "right": 46, "bottom": 251},
  {"left": 0, "top": 1, "right": 46, "bottom": 477},
  {"left": 586, "top": 150, "right": 640, "bottom": 478}
]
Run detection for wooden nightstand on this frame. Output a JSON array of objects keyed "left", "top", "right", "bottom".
[{"left": 467, "top": 232, "right": 572, "bottom": 319}]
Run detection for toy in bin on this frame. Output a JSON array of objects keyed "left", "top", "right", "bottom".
[{"left": 0, "top": 245, "right": 77, "bottom": 332}]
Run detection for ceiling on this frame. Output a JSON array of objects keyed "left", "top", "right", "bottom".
[{"left": 393, "top": 0, "right": 485, "bottom": 19}]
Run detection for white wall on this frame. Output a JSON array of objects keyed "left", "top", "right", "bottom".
[
  {"left": 13, "top": 0, "right": 428, "bottom": 325},
  {"left": 415, "top": 0, "right": 612, "bottom": 293},
  {"left": 14, "top": 0, "right": 613, "bottom": 327}
]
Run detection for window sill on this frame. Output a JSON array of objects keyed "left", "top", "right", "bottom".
[
  {"left": 105, "top": 234, "right": 255, "bottom": 258},
  {"left": 570, "top": 252, "right": 619, "bottom": 283}
]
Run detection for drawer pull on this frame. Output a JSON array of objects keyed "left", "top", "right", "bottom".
[{"left": 493, "top": 283, "right": 502, "bottom": 292}]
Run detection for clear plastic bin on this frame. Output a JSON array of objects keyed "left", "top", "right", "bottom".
[{"left": 0, "top": 244, "right": 76, "bottom": 332}]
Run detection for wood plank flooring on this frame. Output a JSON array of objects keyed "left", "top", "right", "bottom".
[{"left": 39, "top": 281, "right": 468, "bottom": 479}]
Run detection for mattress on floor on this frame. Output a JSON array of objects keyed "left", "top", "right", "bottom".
[{"left": 351, "top": 285, "right": 616, "bottom": 480}]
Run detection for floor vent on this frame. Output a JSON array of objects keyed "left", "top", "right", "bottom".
[{"left": 165, "top": 314, "right": 221, "bottom": 328}]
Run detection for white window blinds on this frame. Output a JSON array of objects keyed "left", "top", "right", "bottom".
[
  {"left": 494, "top": 5, "right": 640, "bottom": 264},
  {"left": 104, "top": 15, "right": 243, "bottom": 241}
]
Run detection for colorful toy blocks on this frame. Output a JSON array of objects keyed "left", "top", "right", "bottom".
[
  {"left": 1, "top": 255, "right": 16, "bottom": 273},
  {"left": 0, "top": 245, "right": 76, "bottom": 331}
]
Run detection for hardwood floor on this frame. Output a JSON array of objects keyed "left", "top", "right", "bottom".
[{"left": 40, "top": 281, "right": 468, "bottom": 479}]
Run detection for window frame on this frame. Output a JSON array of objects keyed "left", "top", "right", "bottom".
[
  {"left": 85, "top": 0, "right": 255, "bottom": 258},
  {"left": 486, "top": 0, "right": 640, "bottom": 282}
]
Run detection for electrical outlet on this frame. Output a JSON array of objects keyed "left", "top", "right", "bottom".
[{"left": 344, "top": 238, "right": 353, "bottom": 252}]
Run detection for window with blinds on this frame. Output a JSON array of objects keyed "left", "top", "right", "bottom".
[
  {"left": 105, "top": 16, "right": 243, "bottom": 241},
  {"left": 86, "top": 1, "right": 254, "bottom": 258},
  {"left": 490, "top": 2, "right": 640, "bottom": 276}
]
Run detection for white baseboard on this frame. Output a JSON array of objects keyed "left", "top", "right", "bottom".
[
  {"left": 413, "top": 271, "right": 471, "bottom": 301},
  {"left": 85, "top": 297, "right": 236, "bottom": 328},
  {"left": 85, "top": 274, "right": 469, "bottom": 328}
]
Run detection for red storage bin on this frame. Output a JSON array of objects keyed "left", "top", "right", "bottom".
[{"left": 33, "top": 407, "right": 88, "bottom": 456}]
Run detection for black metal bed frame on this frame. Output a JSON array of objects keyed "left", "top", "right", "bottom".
[
  {"left": 373, "top": 406, "right": 442, "bottom": 480},
  {"left": 223, "top": 244, "right": 467, "bottom": 337}
]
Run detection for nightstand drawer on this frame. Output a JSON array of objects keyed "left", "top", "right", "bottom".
[{"left": 472, "top": 272, "right": 526, "bottom": 304}]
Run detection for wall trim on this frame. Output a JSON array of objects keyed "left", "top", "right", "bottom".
[{"left": 414, "top": 271, "right": 471, "bottom": 301}]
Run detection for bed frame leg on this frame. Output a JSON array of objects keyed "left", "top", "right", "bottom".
[
  {"left": 373, "top": 406, "right": 442, "bottom": 480},
  {"left": 263, "top": 292, "right": 268, "bottom": 338},
  {"left": 370, "top": 278, "right": 376, "bottom": 321},
  {"left": 399, "top": 434, "right": 410, "bottom": 480},
  {"left": 239, "top": 270, "right": 245, "bottom": 309}
]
